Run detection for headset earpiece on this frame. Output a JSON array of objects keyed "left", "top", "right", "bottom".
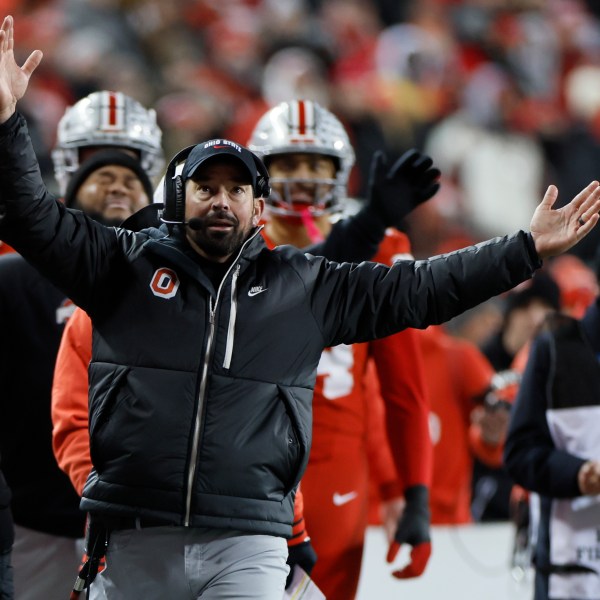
[
  {"left": 172, "top": 175, "right": 185, "bottom": 223},
  {"left": 162, "top": 144, "right": 196, "bottom": 225},
  {"left": 252, "top": 155, "right": 271, "bottom": 198}
]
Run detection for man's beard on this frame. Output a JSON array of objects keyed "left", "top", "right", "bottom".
[{"left": 187, "top": 211, "right": 251, "bottom": 258}]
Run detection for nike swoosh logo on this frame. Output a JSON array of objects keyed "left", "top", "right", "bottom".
[
  {"left": 248, "top": 288, "right": 267, "bottom": 297},
  {"left": 333, "top": 491, "right": 358, "bottom": 506}
]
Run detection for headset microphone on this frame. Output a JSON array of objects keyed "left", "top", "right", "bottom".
[{"left": 159, "top": 215, "right": 204, "bottom": 230}]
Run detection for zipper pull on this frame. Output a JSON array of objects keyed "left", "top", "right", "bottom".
[{"left": 209, "top": 297, "right": 215, "bottom": 324}]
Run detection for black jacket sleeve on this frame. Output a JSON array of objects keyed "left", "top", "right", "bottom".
[
  {"left": 305, "top": 230, "right": 542, "bottom": 347},
  {"left": 503, "top": 333, "right": 584, "bottom": 498},
  {"left": 303, "top": 206, "right": 386, "bottom": 262}
]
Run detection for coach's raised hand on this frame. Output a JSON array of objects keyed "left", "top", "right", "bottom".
[
  {"left": 0, "top": 15, "right": 42, "bottom": 123},
  {"left": 530, "top": 181, "right": 600, "bottom": 259}
]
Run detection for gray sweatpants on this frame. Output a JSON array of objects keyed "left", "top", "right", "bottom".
[
  {"left": 12, "top": 524, "right": 84, "bottom": 600},
  {"left": 89, "top": 526, "right": 289, "bottom": 599}
]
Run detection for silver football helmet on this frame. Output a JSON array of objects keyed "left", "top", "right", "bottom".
[
  {"left": 247, "top": 100, "right": 355, "bottom": 217},
  {"left": 52, "top": 91, "right": 165, "bottom": 195}
]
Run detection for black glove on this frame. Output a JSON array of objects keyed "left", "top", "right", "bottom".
[
  {"left": 366, "top": 149, "right": 441, "bottom": 229},
  {"left": 286, "top": 539, "right": 318, "bottom": 588},
  {"left": 386, "top": 484, "right": 432, "bottom": 579}
]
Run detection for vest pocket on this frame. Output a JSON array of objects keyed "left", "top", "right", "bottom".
[
  {"left": 89, "top": 364, "right": 130, "bottom": 466},
  {"left": 278, "top": 386, "right": 311, "bottom": 495}
]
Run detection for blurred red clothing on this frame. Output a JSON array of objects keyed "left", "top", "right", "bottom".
[
  {"left": 421, "top": 326, "right": 494, "bottom": 524},
  {"left": 286, "top": 229, "right": 431, "bottom": 600}
]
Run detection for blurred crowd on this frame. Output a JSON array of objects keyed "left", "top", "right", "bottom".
[
  {"left": 7, "top": 0, "right": 600, "bottom": 263},
  {"left": 4, "top": 3, "right": 600, "bottom": 597}
]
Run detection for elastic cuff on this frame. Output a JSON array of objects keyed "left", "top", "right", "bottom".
[
  {"left": 0, "top": 111, "right": 20, "bottom": 135},
  {"left": 352, "top": 204, "right": 387, "bottom": 244},
  {"left": 524, "top": 232, "right": 543, "bottom": 267},
  {"left": 287, "top": 532, "right": 310, "bottom": 546},
  {"left": 404, "top": 484, "right": 429, "bottom": 505}
]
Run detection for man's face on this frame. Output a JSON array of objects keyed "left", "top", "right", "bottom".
[
  {"left": 264, "top": 153, "right": 337, "bottom": 247},
  {"left": 73, "top": 165, "right": 149, "bottom": 226},
  {"left": 267, "top": 153, "right": 337, "bottom": 215},
  {"left": 184, "top": 157, "right": 264, "bottom": 262}
]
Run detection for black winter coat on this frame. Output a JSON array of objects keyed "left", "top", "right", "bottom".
[{"left": 0, "top": 112, "right": 541, "bottom": 537}]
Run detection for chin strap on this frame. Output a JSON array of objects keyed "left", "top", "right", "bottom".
[{"left": 300, "top": 207, "right": 324, "bottom": 243}]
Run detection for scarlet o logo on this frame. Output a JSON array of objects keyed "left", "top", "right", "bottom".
[{"left": 150, "top": 268, "right": 180, "bottom": 299}]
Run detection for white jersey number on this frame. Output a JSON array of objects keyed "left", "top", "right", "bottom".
[{"left": 317, "top": 345, "right": 355, "bottom": 400}]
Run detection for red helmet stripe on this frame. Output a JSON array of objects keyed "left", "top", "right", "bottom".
[
  {"left": 108, "top": 92, "right": 118, "bottom": 127},
  {"left": 289, "top": 100, "right": 317, "bottom": 138},
  {"left": 297, "top": 100, "right": 306, "bottom": 135},
  {"left": 100, "top": 91, "right": 124, "bottom": 131}
]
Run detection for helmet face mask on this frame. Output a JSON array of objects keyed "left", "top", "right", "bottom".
[
  {"left": 248, "top": 100, "right": 355, "bottom": 217},
  {"left": 52, "top": 91, "right": 165, "bottom": 195},
  {"left": 266, "top": 174, "right": 342, "bottom": 217}
]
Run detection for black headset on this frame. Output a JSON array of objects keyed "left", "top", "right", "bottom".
[{"left": 161, "top": 144, "right": 271, "bottom": 225}]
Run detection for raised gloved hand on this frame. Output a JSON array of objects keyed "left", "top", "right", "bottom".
[
  {"left": 366, "top": 149, "right": 441, "bottom": 229},
  {"left": 286, "top": 538, "right": 318, "bottom": 588},
  {"left": 386, "top": 484, "right": 431, "bottom": 579}
]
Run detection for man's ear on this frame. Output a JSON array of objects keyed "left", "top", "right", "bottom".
[{"left": 253, "top": 197, "right": 265, "bottom": 226}]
